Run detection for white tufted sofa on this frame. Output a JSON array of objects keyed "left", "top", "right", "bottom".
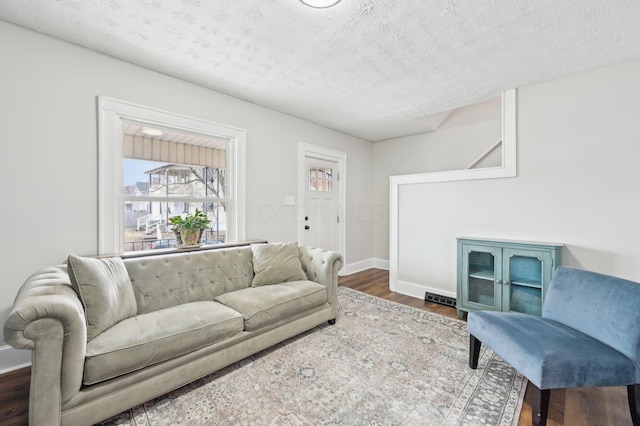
[{"left": 4, "top": 243, "right": 342, "bottom": 426}]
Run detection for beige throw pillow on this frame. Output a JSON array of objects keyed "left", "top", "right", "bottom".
[
  {"left": 251, "top": 242, "right": 307, "bottom": 287},
  {"left": 67, "top": 254, "right": 137, "bottom": 341}
]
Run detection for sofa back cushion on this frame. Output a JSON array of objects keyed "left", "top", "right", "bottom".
[
  {"left": 124, "top": 247, "right": 254, "bottom": 314},
  {"left": 251, "top": 242, "right": 307, "bottom": 287},
  {"left": 543, "top": 266, "right": 640, "bottom": 368},
  {"left": 68, "top": 254, "right": 137, "bottom": 341}
]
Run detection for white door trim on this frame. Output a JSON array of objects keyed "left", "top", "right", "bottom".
[{"left": 298, "top": 142, "right": 347, "bottom": 266}]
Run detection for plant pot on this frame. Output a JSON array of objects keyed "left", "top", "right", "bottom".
[{"left": 179, "top": 229, "right": 203, "bottom": 246}]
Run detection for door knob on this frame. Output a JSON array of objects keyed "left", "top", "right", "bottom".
[{"left": 304, "top": 225, "right": 310, "bottom": 230}]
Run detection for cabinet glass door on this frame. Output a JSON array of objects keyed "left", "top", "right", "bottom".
[
  {"left": 462, "top": 245, "right": 501, "bottom": 311},
  {"left": 505, "top": 250, "right": 552, "bottom": 316}
]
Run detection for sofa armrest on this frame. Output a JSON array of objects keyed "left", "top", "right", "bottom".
[
  {"left": 298, "top": 246, "right": 343, "bottom": 318},
  {"left": 3, "top": 265, "right": 86, "bottom": 410}
]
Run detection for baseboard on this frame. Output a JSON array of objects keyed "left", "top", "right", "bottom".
[
  {"left": 343, "top": 258, "right": 389, "bottom": 275},
  {"left": 372, "top": 258, "right": 389, "bottom": 270},
  {"left": 0, "top": 345, "right": 31, "bottom": 374},
  {"left": 396, "top": 280, "right": 457, "bottom": 301}
]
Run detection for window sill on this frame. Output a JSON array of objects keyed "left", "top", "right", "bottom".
[{"left": 98, "top": 239, "right": 268, "bottom": 259}]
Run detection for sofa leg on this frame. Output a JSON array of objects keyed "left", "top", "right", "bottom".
[
  {"left": 628, "top": 384, "right": 640, "bottom": 426},
  {"left": 328, "top": 319, "right": 336, "bottom": 325},
  {"left": 530, "top": 385, "right": 550, "bottom": 426},
  {"left": 469, "top": 335, "right": 481, "bottom": 369}
]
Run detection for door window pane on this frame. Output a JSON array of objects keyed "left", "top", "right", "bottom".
[{"left": 309, "top": 166, "right": 333, "bottom": 192}]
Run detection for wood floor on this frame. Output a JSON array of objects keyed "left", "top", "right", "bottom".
[
  {"left": 0, "top": 268, "right": 632, "bottom": 425},
  {"left": 0, "top": 367, "right": 29, "bottom": 426}
]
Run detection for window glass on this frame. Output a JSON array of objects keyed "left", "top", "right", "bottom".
[
  {"left": 309, "top": 166, "right": 333, "bottom": 192},
  {"left": 123, "top": 158, "right": 227, "bottom": 252}
]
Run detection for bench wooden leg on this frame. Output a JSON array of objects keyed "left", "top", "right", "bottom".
[
  {"left": 530, "top": 385, "right": 550, "bottom": 426},
  {"left": 629, "top": 384, "right": 640, "bottom": 426},
  {"left": 469, "top": 335, "right": 481, "bottom": 369}
]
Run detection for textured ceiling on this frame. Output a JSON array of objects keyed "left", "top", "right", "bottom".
[{"left": 1, "top": 0, "right": 640, "bottom": 141}]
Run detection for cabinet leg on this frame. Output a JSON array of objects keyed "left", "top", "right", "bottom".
[{"left": 457, "top": 309, "right": 466, "bottom": 320}]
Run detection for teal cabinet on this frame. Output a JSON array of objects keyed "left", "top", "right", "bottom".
[{"left": 457, "top": 237, "right": 563, "bottom": 319}]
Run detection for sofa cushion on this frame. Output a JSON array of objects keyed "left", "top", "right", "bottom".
[
  {"left": 251, "top": 242, "right": 307, "bottom": 287},
  {"left": 83, "top": 301, "right": 244, "bottom": 385},
  {"left": 215, "top": 281, "right": 327, "bottom": 331},
  {"left": 124, "top": 247, "right": 254, "bottom": 315},
  {"left": 67, "top": 254, "right": 137, "bottom": 341}
]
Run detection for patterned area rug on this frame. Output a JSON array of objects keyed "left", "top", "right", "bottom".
[{"left": 100, "top": 287, "right": 525, "bottom": 425}]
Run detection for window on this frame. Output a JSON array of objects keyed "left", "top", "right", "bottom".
[{"left": 98, "top": 97, "right": 246, "bottom": 254}]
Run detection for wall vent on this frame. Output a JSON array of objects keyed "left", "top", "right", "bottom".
[{"left": 424, "top": 292, "right": 456, "bottom": 308}]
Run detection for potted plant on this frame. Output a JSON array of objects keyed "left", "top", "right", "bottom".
[{"left": 169, "top": 209, "right": 211, "bottom": 247}]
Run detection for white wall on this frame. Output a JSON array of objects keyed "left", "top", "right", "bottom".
[
  {"left": 372, "top": 98, "right": 501, "bottom": 261},
  {"left": 376, "top": 59, "right": 640, "bottom": 298},
  {"left": 0, "top": 21, "right": 374, "bottom": 353}
]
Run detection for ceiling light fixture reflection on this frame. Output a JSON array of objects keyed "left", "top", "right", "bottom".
[
  {"left": 142, "top": 127, "right": 163, "bottom": 136},
  {"left": 300, "top": 0, "right": 342, "bottom": 9}
]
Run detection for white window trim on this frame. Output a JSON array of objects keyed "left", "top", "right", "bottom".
[
  {"left": 388, "top": 89, "right": 517, "bottom": 291},
  {"left": 98, "top": 96, "right": 246, "bottom": 255}
]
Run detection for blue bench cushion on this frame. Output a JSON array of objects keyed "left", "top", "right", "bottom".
[{"left": 468, "top": 310, "right": 638, "bottom": 389}]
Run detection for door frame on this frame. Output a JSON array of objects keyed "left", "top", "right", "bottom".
[{"left": 298, "top": 142, "right": 347, "bottom": 267}]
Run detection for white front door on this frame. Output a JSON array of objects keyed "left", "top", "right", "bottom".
[{"left": 301, "top": 156, "right": 339, "bottom": 251}]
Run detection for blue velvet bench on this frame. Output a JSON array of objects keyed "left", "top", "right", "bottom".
[{"left": 467, "top": 266, "right": 640, "bottom": 426}]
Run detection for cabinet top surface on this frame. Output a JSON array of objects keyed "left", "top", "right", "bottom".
[{"left": 457, "top": 236, "right": 564, "bottom": 248}]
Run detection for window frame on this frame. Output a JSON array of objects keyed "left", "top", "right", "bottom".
[{"left": 98, "top": 97, "right": 246, "bottom": 255}]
